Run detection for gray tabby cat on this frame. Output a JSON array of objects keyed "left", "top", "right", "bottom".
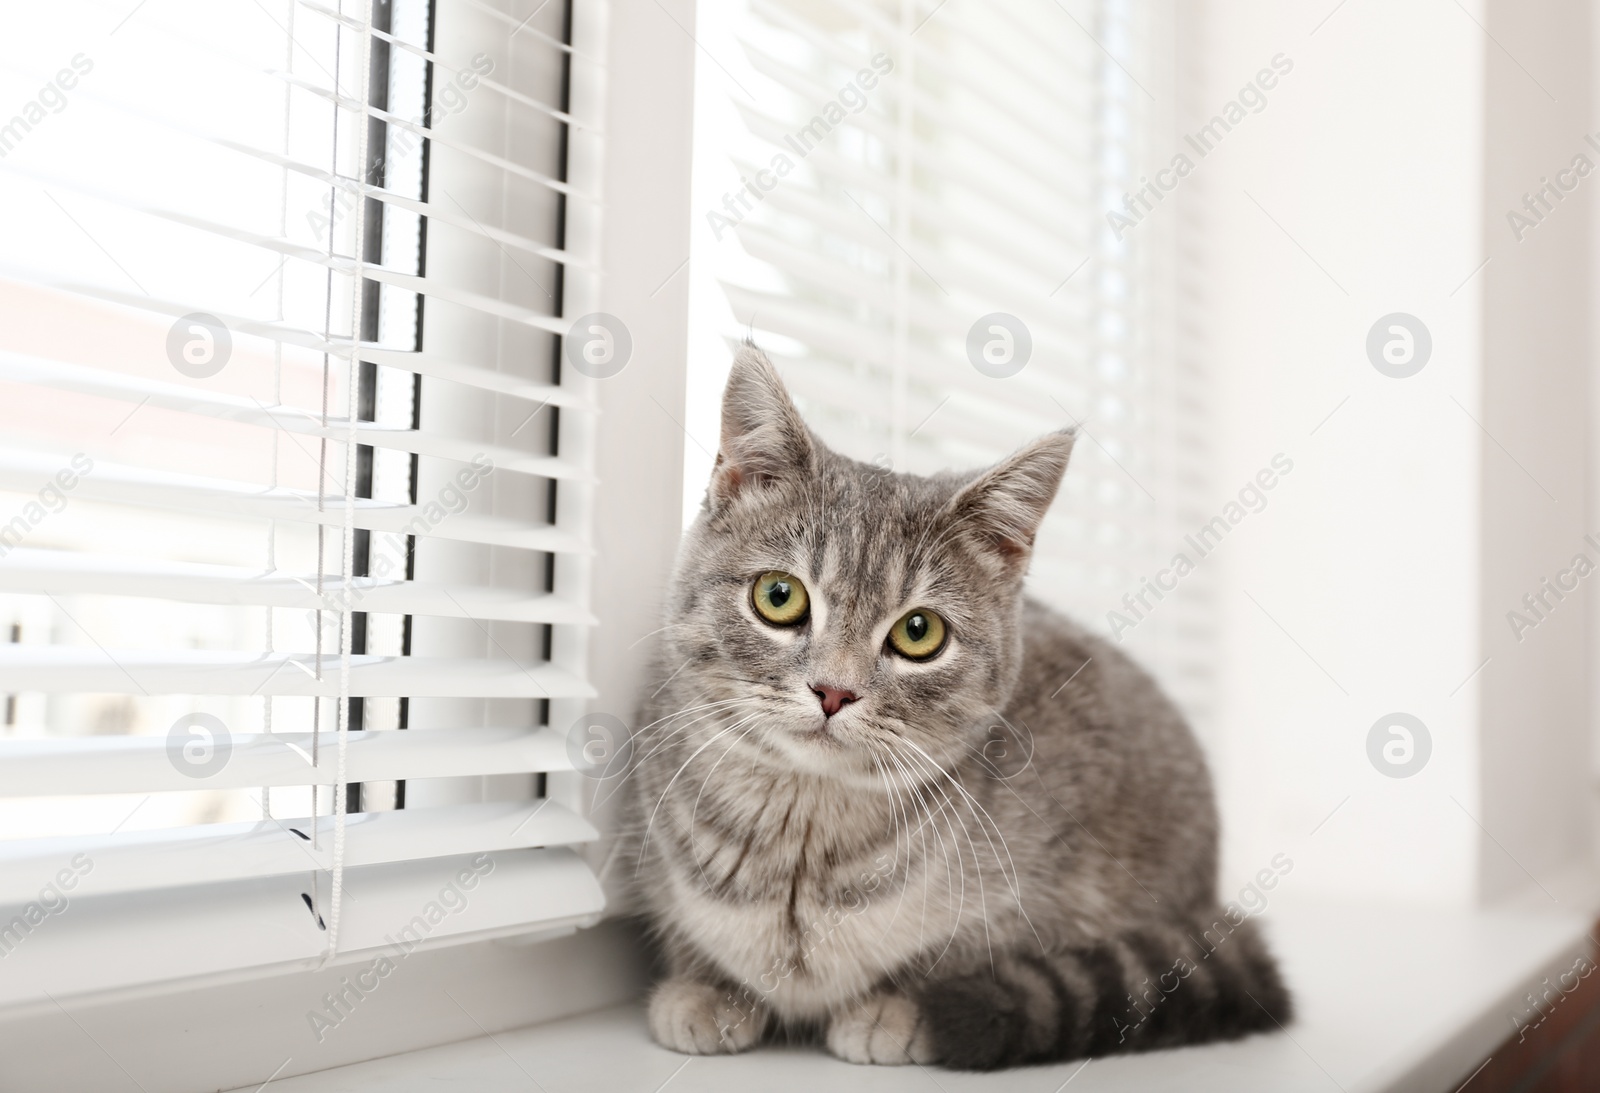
[{"left": 625, "top": 346, "right": 1290, "bottom": 1069}]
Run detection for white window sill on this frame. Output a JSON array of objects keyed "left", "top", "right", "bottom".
[{"left": 232, "top": 896, "right": 1596, "bottom": 1092}]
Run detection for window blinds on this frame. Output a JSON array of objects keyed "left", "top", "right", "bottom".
[
  {"left": 702, "top": 0, "right": 1209, "bottom": 719},
  {"left": 0, "top": 0, "right": 605, "bottom": 1008}
]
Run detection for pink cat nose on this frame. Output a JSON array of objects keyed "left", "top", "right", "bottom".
[{"left": 811, "top": 684, "right": 860, "bottom": 717}]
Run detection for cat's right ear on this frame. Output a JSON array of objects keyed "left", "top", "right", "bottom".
[{"left": 709, "top": 345, "right": 816, "bottom": 509}]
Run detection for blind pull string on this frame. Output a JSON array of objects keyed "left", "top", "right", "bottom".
[
  {"left": 264, "top": 0, "right": 297, "bottom": 824},
  {"left": 309, "top": 0, "right": 350, "bottom": 900},
  {"left": 323, "top": 0, "right": 375, "bottom": 965}
]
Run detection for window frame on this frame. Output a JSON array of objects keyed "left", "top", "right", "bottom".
[{"left": 0, "top": 0, "right": 696, "bottom": 1081}]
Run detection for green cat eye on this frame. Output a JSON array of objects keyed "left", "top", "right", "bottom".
[
  {"left": 888, "top": 608, "right": 947, "bottom": 660},
  {"left": 752, "top": 571, "right": 809, "bottom": 626}
]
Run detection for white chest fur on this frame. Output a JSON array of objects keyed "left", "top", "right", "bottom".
[{"left": 661, "top": 838, "right": 966, "bottom": 1020}]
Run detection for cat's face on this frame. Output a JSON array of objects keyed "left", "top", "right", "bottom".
[{"left": 659, "top": 348, "right": 1073, "bottom": 782}]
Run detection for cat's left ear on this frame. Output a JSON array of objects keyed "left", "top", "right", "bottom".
[{"left": 942, "top": 430, "right": 1075, "bottom": 572}]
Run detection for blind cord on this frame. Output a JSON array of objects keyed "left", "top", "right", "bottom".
[
  {"left": 310, "top": 0, "right": 349, "bottom": 924},
  {"left": 324, "top": 0, "right": 375, "bottom": 965},
  {"left": 263, "top": 0, "right": 296, "bottom": 824}
]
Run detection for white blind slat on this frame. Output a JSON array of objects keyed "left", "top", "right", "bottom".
[
  {"left": 0, "top": 800, "right": 596, "bottom": 905},
  {"left": 278, "top": 70, "right": 581, "bottom": 200},
  {"left": 0, "top": 162, "right": 571, "bottom": 336},
  {"left": 0, "top": 726, "right": 574, "bottom": 797},
  {"left": 720, "top": 141, "right": 1089, "bottom": 282},
  {"left": 0, "top": 548, "right": 595, "bottom": 623},
  {"left": 731, "top": 221, "right": 1094, "bottom": 344},
  {"left": 0, "top": 849, "right": 604, "bottom": 1012},
  {"left": 0, "top": 351, "right": 589, "bottom": 479},
  {"left": 0, "top": 449, "right": 587, "bottom": 552},
  {"left": 0, "top": 646, "right": 594, "bottom": 699},
  {"left": 360, "top": 347, "right": 591, "bottom": 407}
]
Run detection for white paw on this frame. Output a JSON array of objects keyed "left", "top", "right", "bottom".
[
  {"left": 826, "top": 991, "right": 933, "bottom": 1066},
  {"left": 647, "top": 979, "right": 765, "bottom": 1055}
]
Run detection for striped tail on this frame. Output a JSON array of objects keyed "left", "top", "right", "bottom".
[{"left": 914, "top": 915, "right": 1292, "bottom": 1070}]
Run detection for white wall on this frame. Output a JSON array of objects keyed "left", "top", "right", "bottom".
[
  {"left": 1476, "top": 0, "right": 1592, "bottom": 903},
  {"left": 1195, "top": 0, "right": 1592, "bottom": 908}
]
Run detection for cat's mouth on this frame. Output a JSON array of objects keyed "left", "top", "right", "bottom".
[
  {"left": 755, "top": 710, "right": 873, "bottom": 772},
  {"left": 735, "top": 707, "right": 907, "bottom": 787},
  {"left": 791, "top": 714, "right": 846, "bottom": 746},
  {"left": 799, "top": 726, "right": 842, "bottom": 748}
]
